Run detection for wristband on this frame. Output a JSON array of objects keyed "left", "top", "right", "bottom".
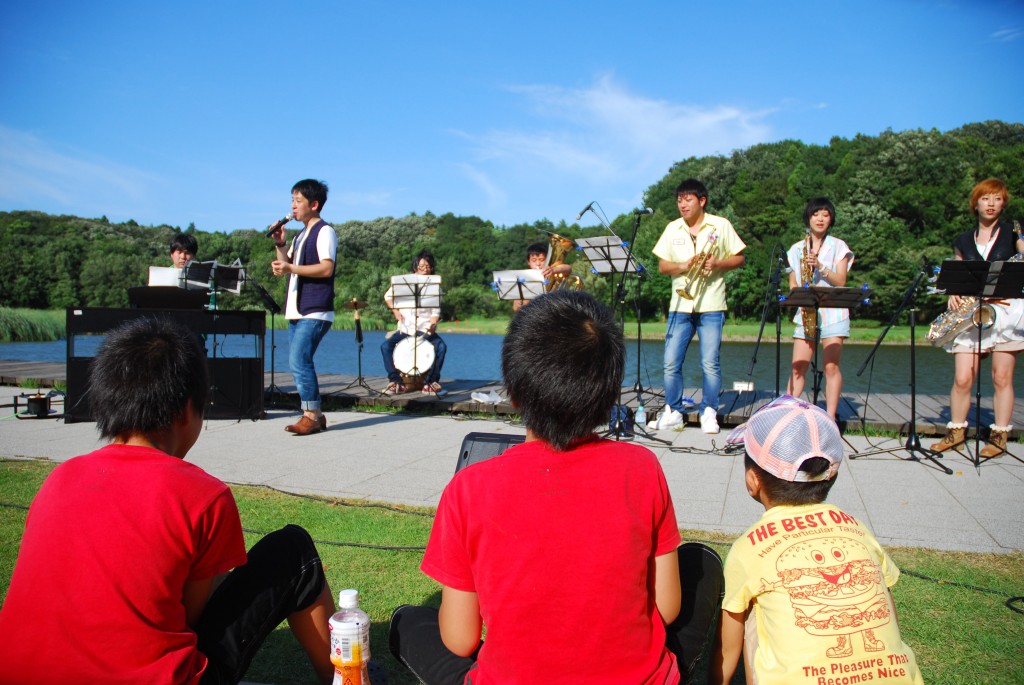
[{"left": 274, "top": 242, "right": 286, "bottom": 248}]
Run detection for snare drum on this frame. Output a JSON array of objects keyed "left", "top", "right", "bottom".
[{"left": 393, "top": 335, "right": 436, "bottom": 389}]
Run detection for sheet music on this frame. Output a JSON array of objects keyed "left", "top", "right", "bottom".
[
  {"left": 491, "top": 269, "right": 546, "bottom": 301},
  {"left": 148, "top": 266, "right": 181, "bottom": 287}
]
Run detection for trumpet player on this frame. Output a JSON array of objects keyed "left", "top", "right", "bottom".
[
  {"left": 652, "top": 179, "right": 746, "bottom": 434},
  {"left": 785, "top": 198, "right": 853, "bottom": 421},
  {"left": 931, "top": 178, "right": 1024, "bottom": 458}
]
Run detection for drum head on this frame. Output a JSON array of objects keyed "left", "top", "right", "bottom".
[{"left": 393, "top": 335, "right": 436, "bottom": 374}]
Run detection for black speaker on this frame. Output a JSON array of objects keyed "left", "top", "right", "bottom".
[
  {"left": 65, "top": 357, "right": 263, "bottom": 423},
  {"left": 455, "top": 432, "right": 526, "bottom": 474}
]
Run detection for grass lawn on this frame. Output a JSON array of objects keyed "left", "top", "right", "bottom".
[{"left": 2, "top": 459, "right": 1021, "bottom": 684}]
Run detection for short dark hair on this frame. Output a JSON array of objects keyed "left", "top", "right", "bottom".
[
  {"left": 412, "top": 249, "right": 436, "bottom": 274},
  {"left": 744, "top": 454, "right": 836, "bottom": 505},
  {"left": 675, "top": 178, "right": 709, "bottom": 202},
  {"left": 526, "top": 242, "right": 548, "bottom": 256},
  {"left": 803, "top": 197, "right": 836, "bottom": 229},
  {"left": 292, "top": 179, "right": 329, "bottom": 209},
  {"left": 89, "top": 318, "right": 208, "bottom": 440},
  {"left": 169, "top": 233, "right": 198, "bottom": 257},
  {"left": 502, "top": 291, "right": 624, "bottom": 450}
]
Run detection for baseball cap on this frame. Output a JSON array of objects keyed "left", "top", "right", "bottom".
[{"left": 726, "top": 395, "right": 843, "bottom": 482}]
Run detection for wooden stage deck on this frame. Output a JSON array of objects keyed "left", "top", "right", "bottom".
[{"left": 2, "top": 359, "right": 1021, "bottom": 438}]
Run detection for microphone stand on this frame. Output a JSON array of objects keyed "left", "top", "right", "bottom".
[
  {"left": 850, "top": 262, "right": 952, "bottom": 474},
  {"left": 606, "top": 210, "right": 669, "bottom": 445},
  {"left": 747, "top": 244, "right": 787, "bottom": 399},
  {"left": 245, "top": 272, "right": 290, "bottom": 409}
]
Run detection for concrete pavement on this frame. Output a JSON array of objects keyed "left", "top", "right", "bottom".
[{"left": 2, "top": 386, "right": 1022, "bottom": 554}]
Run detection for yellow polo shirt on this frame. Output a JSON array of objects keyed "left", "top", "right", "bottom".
[{"left": 652, "top": 213, "right": 746, "bottom": 313}]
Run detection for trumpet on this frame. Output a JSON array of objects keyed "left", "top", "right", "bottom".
[{"left": 676, "top": 232, "right": 718, "bottom": 300}]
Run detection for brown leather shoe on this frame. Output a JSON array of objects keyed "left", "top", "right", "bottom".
[{"left": 285, "top": 415, "right": 326, "bottom": 435}]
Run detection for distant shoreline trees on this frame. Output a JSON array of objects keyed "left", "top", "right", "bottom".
[{"left": 1, "top": 121, "right": 1020, "bottom": 327}]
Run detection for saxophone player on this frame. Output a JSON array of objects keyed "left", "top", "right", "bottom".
[
  {"left": 651, "top": 179, "right": 746, "bottom": 434},
  {"left": 931, "top": 178, "right": 1024, "bottom": 458},
  {"left": 512, "top": 242, "right": 574, "bottom": 312},
  {"left": 785, "top": 198, "right": 854, "bottom": 422}
]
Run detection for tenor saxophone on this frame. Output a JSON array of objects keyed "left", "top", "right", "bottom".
[
  {"left": 801, "top": 235, "right": 820, "bottom": 340},
  {"left": 676, "top": 232, "right": 718, "bottom": 300}
]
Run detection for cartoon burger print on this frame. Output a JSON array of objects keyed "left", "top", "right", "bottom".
[{"left": 766, "top": 537, "right": 892, "bottom": 658}]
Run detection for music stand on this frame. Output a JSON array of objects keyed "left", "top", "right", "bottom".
[
  {"left": 386, "top": 274, "right": 442, "bottom": 393},
  {"left": 780, "top": 286, "right": 873, "bottom": 407},
  {"left": 340, "top": 298, "right": 375, "bottom": 393},
  {"left": 577, "top": 236, "right": 640, "bottom": 310},
  {"left": 182, "top": 260, "right": 247, "bottom": 419},
  {"left": 492, "top": 269, "right": 546, "bottom": 306},
  {"left": 935, "top": 259, "right": 1024, "bottom": 468},
  {"left": 850, "top": 266, "right": 951, "bottom": 473},
  {"left": 586, "top": 223, "right": 669, "bottom": 444}
]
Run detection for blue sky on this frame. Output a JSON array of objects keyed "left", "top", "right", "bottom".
[{"left": 1, "top": 0, "right": 1021, "bottom": 232}]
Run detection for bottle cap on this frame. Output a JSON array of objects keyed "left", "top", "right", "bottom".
[{"left": 338, "top": 588, "right": 360, "bottom": 609}]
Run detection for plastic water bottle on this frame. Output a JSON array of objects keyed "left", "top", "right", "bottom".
[
  {"left": 635, "top": 404, "right": 647, "bottom": 429},
  {"left": 329, "top": 589, "right": 371, "bottom": 685}
]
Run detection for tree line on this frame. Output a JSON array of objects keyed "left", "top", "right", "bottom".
[{"left": 1, "top": 120, "right": 1021, "bottom": 330}]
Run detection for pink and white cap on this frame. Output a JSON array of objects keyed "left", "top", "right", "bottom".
[{"left": 726, "top": 395, "right": 843, "bottom": 482}]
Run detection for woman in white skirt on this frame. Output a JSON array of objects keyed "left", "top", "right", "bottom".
[
  {"left": 931, "top": 178, "right": 1024, "bottom": 458},
  {"left": 786, "top": 198, "right": 854, "bottom": 421}
]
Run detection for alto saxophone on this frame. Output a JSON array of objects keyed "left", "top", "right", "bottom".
[
  {"left": 676, "top": 232, "right": 718, "bottom": 300},
  {"left": 801, "top": 235, "right": 820, "bottom": 340},
  {"left": 927, "top": 220, "right": 1024, "bottom": 347}
]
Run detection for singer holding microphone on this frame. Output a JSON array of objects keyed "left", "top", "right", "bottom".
[
  {"left": 268, "top": 179, "right": 337, "bottom": 436},
  {"left": 785, "top": 198, "right": 853, "bottom": 422}
]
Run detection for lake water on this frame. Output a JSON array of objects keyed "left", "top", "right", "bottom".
[{"left": 0, "top": 329, "right": 1002, "bottom": 398}]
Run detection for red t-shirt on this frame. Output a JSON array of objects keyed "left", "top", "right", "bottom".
[
  {"left": 0, "top": 444, "right": 247, "bottom": 685},
  {"left": 421, "top": 437, "right": 682, "bottom": 684}
]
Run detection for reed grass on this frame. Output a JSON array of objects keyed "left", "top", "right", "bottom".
[
  {"left": 1, "top": 459, "right": 1020, "bottom": 684},
  {"left": 0, "top": 308, "right": 65, "bottom": 342}
]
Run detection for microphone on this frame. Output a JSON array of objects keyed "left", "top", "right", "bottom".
[
  {"left": 265, "top": 214, "right": 293, "bottom": 237},
  {"left": 633, "top": 208, "right": 654, "bottom": 216},
  {"left": 575, "top": 202, "right": 595, "bottom": 221},
  {"left": 777, "top": 245, "right": 790, "bottom": 268}
]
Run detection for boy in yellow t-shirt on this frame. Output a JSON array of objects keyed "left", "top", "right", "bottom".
[{"left": 711, "top": 396, "right": 922, "bottom": 685}]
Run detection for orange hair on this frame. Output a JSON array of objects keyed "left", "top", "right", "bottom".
[{"left": 969, "top": 178, "right": 1010, "bottom": 217}]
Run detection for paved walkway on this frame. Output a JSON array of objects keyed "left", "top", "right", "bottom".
[{"left": 2, "top": 385, "right": 1021, "bottom": 555}]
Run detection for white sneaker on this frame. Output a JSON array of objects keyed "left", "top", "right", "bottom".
[
  {"left": 700, "top": 407, "right": 719, "bottom": 434},
  {"left": 653, "top": 408, "right": 685, "bottom": 430}
]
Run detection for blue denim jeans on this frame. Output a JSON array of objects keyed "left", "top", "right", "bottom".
[
  {"left": 663, "top": 310, "right": 724, "bottom": 414},
  {"left": 288, "top": 318, "right": 332, "bottom": 411},
  {"left": 381, "top": 332, "right": 447, "bottom": 385}
]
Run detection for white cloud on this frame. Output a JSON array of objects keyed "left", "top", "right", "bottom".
[
  {"left": 456, "top": 163, "right": 507, "bottom": 206},
  {"left": 0, "top": 125, "right": 162, "bottom": 222},
  {"left": 991, "top": 26, "right": 1022, "bottom": 41},
  {"left": 453, "top": 74, "right": 775, "bottom": 192}
]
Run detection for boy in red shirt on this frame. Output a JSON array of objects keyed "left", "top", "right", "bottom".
[
  {"left": 0, "top": 317, "right": 336, "bottom": 685},
  {"left": 389, "top": 291, "right": 713, "bottom": 684}
]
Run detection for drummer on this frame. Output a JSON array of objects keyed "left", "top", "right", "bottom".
[{"left": 381, "top": 250, "right": 448, "bottom": 396}]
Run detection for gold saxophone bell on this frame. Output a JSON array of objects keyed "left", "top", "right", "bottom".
[
  {"left": 676, "top": 233, "right": 718, "bottom": 300},
  {"left": 545, "top": 233, "right": 583, "bottom": 292},
  {"left": 800, "top": 235, "right": 820, "bottom": 340}
]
